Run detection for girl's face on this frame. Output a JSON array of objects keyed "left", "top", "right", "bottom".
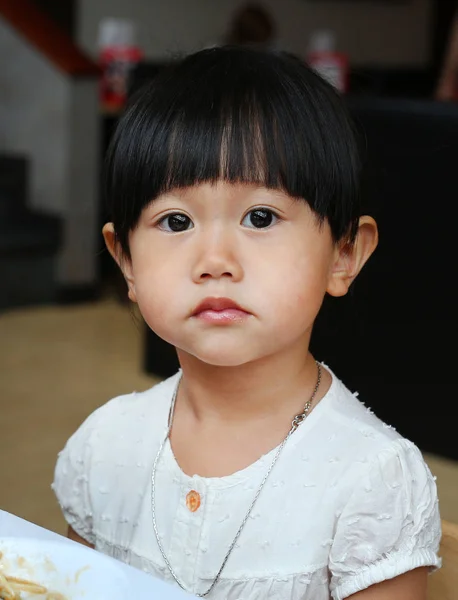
[{"left": 107, "top": 182, "right": 354, "bottom": 367}]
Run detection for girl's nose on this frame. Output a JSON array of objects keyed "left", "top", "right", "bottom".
[{"left": 191, "top": 231, "right": 244, "bottom": 283}]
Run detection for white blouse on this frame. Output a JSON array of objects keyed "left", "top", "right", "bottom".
[{"left": 53, "top": 368, "right": 441, "bottom": 600}]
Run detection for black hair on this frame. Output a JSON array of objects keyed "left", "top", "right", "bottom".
[{"left": 105, "top": 46, "right": 361, "bottom": 255}]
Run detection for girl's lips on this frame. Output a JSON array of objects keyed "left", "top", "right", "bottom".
[
  {"left": 194, "top": 308, "right": 249, "bottom": 324},
  {"left": 191, "top": 297, "right": 251, "bottom": 323}
]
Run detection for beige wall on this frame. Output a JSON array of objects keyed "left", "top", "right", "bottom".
[
  {"left": 0, "top": 18, "right": 68, "bottom": 215},
  {"left": 78, "top": 0, "right": 432, "bottom": 67},
  {"left": 0, "top": 17, "right": 99, "bottom": 287}
]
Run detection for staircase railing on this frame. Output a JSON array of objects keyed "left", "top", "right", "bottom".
[{"left": 0, "top": 0, "right": 100, "bottom": 77}]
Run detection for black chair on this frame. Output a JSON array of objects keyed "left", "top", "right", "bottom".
[{"left": 311, "top": 97, "right": 458, "bottom": 459}]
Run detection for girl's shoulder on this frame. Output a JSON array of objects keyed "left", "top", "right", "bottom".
[
  {"left": 321, "top": 367, "right": 404, "bottom": 450},
  {"left": 98, "top": 371, "right": 179, "bottom": 422},
  {"left": 53, "top": 373, "right": 181, "bottom": 543},
  {"left": 68, "top": 371, "right": 180, "bottom": 448},
  {"left": 304, "top": 367, "right": 424, "bottom": 481}
]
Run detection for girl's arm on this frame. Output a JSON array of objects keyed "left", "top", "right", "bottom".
[
  {"left": 67, "top": 525, "right": 95, "bottom": 549},
  {"left": 346, "top": 567, "right": 428, "bottom": 600}
]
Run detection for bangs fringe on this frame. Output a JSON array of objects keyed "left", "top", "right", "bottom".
[
  {"left": 136, "top": 86, "right": 298, "bottom": 196},
  {"left": 105, "top": 47, "right": 361, "bottom": 251}
]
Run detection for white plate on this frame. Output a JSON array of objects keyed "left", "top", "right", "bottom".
[{"left": 0, "top": 537, "right": 131, "bottom": 599}]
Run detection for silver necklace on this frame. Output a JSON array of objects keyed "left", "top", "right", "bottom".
[{"left": 151, "top": 362, "right": 322, "bottom": 598}]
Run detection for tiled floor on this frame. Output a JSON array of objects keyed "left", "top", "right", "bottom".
[{"left": 1, "top": 298, "right": 457, "bottom": 536}]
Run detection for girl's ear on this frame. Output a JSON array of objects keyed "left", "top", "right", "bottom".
[
  {"left": 102, "top": 223, "right": 137, "bottom": 303},
  {"left": 326, "top": 216, "right": 378, "bottom": 298}
]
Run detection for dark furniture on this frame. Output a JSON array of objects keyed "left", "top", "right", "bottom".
[
  {"left": 348, "top": 66, "right": 435, "bottom": 99},
  {"left": 0, "top": 155, "right": 61, "bottom": 310},
  {"left": 311, "top": 97, "right": 458, "bottom": 459}
]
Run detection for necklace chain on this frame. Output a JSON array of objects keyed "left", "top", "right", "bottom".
[{"left": 151, "top": 362, "right": 322, "bottom": 597}]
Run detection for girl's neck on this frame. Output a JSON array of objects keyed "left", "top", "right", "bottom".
[{"left": 176, "top": 341, "right": 327, "bottom": 426}]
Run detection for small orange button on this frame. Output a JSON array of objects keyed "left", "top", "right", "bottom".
[{"left": 186, "top": 490, "right": 201, "bottom": 512}]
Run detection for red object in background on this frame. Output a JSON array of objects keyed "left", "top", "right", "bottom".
[
  {"left": 307, "top": 50, "right": 349, "bottom": 94},
  {"left": 99, "top": 45, "right": 143, "bottom": 111}
]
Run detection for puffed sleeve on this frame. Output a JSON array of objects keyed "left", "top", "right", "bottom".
[
  {"left": 52, "top": 411, "right": 100, "bottom": 545},
  {"left": 329, "top": 439, "right": 441, "bottom": 600}
]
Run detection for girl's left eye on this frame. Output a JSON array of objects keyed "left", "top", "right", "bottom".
[
  {"left": 157, "top": 213, "right": 194, "bottom": 232},
  {"left": 241, "top": 208, "right": 279, "bottom": 229}
]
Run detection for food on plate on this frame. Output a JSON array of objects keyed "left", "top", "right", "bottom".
[{"left": 0, "top": 571, "right": 66, "bottom": 599}]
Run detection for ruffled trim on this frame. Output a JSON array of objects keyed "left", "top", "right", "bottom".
[
  {"left": 332, "top": 548, "right": 442, "bottom": 600},
  {"left": 88, "top": 537, "right": 332, "bottom": 598}
]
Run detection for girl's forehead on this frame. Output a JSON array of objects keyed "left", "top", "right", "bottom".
[{"left": 157, "top": 181, "right": 297, "bottom": 203}]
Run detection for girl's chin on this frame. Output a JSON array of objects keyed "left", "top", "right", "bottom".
[
  {"left": 177, "top": 347, "right": 260, "bottom": 368},
  {"left": 190, "top": 354, "right": 253, "bottom": 368}
]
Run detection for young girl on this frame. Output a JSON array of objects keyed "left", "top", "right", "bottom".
[{"left": 53, "top": 46, "right": 441, "bottom": 599}]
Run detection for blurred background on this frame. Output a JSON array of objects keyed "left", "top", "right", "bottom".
[{"left": 1, "top": 0, "right": 457, "bottom": 535}]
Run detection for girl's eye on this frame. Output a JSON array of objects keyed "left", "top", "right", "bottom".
[
  {"left": 158, "top": 213, "right": 193, "bottom": 232},
  {"left": 242, "top": 208, "right": 279, "bottom": 229}
]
